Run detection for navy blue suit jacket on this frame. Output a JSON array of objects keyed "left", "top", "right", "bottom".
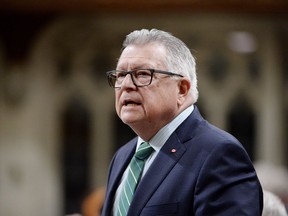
[{"left": 101, "top": 107, "right": 263, "bottom": 216}]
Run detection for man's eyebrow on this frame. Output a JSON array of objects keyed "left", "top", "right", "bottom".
[{"left": 116, "top": 63, "right": 153, "bottom": 70}]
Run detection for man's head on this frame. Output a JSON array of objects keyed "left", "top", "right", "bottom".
[
  {"left": 108, "top": 29, "right": 198, "bottom": 140},
  {"left": 122, "top": 29, "right": 198, "bottom": 102}
]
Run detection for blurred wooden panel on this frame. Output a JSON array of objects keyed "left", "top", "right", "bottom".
[{"left": 1, "top": 0, "right": 288, "bottom": 14}]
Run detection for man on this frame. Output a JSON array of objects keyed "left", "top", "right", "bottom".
[{"left": 102, "top": 29, "right": 263, "bottom": 216}]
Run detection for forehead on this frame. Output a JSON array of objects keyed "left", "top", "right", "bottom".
[{"left": 117, "top": 44, "right": 167, "bottom": 69}]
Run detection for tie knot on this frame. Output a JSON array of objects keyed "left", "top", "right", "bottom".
[{"left": 135, "top": 142, "right": 154, "bottom": 160}]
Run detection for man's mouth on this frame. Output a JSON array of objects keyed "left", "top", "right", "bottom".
[{"left": 123, "top": 100, "right": 141, "bottom": 106}]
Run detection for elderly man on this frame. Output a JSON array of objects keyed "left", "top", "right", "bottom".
[{"left": 101, "top": 29, "right": 263, "bottom": 216}]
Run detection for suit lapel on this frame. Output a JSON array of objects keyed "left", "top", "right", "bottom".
[{"left": 127, "top": 133, "right": 187, "bottom": 216}]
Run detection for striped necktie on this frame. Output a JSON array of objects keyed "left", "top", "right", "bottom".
[{"left": 117, "top": 142, "right": 154, "bottom": 216}]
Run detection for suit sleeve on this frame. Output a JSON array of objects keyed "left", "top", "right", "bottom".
[{"left": 194, "top": 141, "right": 263, "bottom": 216}]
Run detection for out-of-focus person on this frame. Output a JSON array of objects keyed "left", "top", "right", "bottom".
[
  {"left": 263, "top": 190, "right": 288, "bottom": 216},
  {"left": 255, "top": 161, "right": 288, "bottom": 210},
  {"left": 82, "top": 186, "right": 106, "bottom": 216}
]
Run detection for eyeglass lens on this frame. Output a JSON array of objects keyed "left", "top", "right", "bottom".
[{"left": 111, "top": 69, "right": 153, "bottom": 87}]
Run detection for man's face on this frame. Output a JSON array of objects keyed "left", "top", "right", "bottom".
[{"left": 115, "top": 43, "right": 183, "bottom": 138}]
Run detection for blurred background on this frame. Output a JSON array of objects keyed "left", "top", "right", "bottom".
[{"left": 0, "top": 1, "right": 288, "bottom": 216}]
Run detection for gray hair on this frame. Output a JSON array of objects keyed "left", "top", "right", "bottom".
[
  {"left": 122, "top": 29, "right": 199, "bottom": 103},
  {"left": 262, "top": 190, "right": 288, "bottom": 216}
]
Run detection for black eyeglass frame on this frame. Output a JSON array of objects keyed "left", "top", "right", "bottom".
[{"left": 106, "top": 68, "right": 184, "bottom": 88}]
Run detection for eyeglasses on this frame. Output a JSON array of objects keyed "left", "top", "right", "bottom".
[{"left": 106, "top": 68, "right": 183, "bottom": 88}]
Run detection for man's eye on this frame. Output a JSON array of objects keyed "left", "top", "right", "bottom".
[
  {"left": 116, "top": 72, "right": 127, "bottom": 78},
  {"left": 135, "top": 70, "right": 151, "bottom": 77}
]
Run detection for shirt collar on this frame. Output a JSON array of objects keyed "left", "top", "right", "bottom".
[{"left": 137, "top": 105, "right": 194, "bottom": 152}]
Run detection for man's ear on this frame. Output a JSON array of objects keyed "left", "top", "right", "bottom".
[
  {"left": 177, "top": 78, "right": 191, "bottom": 104},
  {"left": 178, "top": 78, "right": 190, "bottom": 96}
]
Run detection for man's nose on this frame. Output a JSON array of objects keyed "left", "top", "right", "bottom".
[{"left": 121, "top": 73, "right": 136, "bottom": 88}]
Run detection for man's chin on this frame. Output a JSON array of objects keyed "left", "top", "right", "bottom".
[
  {"left": 121, "top": 118, "right": 138, "bottom": 125},
  {"left": 120, "top": 116, "right": 143, "bottom": 128},
  {"left": 120, "top": 111, "right": 142, "bottom": 123}
]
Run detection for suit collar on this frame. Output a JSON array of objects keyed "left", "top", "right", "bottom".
[{"left": 174, "top": 105, "right": 205, "bottom": 144}]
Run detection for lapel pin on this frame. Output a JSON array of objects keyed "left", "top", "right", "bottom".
[{"left": 171, "top": 149, "right": 177, "bottom": 153}]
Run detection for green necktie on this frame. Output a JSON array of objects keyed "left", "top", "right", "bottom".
[{"left": 117, "top": 142, "right": 154, "bottom": 216}]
